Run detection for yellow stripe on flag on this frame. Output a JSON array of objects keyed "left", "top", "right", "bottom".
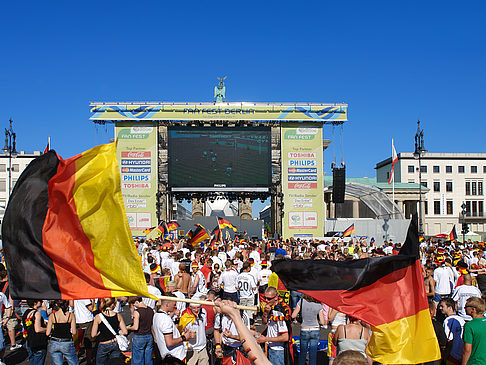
[
  {"left": 367, "top": 308, "right": 441, "bottom": 364},
  {"left": 73, "top": 143, "right": 154, "bottom": 298}
]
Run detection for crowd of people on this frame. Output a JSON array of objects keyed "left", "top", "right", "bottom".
[{"left": 0, "top": 234, "right": 485, "bottom": 365}]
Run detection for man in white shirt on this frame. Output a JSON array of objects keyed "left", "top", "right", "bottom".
[
  {"left": 181, "top": 303, "right": 208, "bottom": 365},
  {"left": 237, "top": 261, "right": 258, "bottom": 322},
  {"left": 153, "top": 295, "right": 195, "bottom": 361},
  {"left": 218, "top": 260, "right": 239, "bottom": 303},
  {"left": 143, "top": 272, "right": 161, "bottom": 310},
  {"left": 166, "top": 281, "right": 186, "bottom": 320},
  {"left": 190, "top": 263, "right": 208, "bottom": 299},
  {"left": 434, "top": 259, "right": 455, "bottom": 300},
  {"left": 451, "top": 273, "right": 482, "bottom": 319},
  {"left": 258, "top": 261, "right": 272, "bottom": 292}
]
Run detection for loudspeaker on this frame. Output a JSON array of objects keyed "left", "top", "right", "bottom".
[{"left": 332, "top": 167, "right": 346, "bottom": 203}]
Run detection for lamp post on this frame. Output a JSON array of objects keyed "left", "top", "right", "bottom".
[
  {"left": 413, "top": 120, "right": 426, "bottom": 236},
  {"left": 3, "top": 119, "right": 18, "bottom": 201}
]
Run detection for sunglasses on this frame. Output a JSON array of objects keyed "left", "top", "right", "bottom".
[{"left": 264, "top": 296, "right": 277, "bottom": 301}]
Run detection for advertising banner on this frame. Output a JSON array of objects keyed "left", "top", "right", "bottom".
[
  {"left": 115, "top": 122, "right": 158, "bottom": 236},
  {"left": 90, "top": 103, "right": 347, "bottom": 123},
  {"left": 281, "top": 124, "right": 324, "bottom": 238}
]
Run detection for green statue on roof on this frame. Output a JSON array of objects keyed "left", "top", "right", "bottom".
[{"left": 214, "top": 76, "right": 226, "bottom": 103}]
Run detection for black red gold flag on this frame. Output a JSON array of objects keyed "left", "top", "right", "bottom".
[
  {"left": 342, "top": 223, "right": 355, "bottom": 237},
  {"left": 187, "top": 224, "right": 210, "bottom": 246},
  {"left": 167, "top": 221, "right": 180, "bottom": 231},
  {"left": 1, "top": 143, "right": 153, "bottom": 300},
  {"left": 271, "top": 218, "right": 440, "bottom": 364},
  {"left": 217, "top": 216, "right": 237, "bottom": 232},
  {"left": 447, "top": 226, "right": 457, "bottom": 241}
]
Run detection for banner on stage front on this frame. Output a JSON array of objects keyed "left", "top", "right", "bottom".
[
  {"left": 281, "top": 124, "right": 324, "bottom": 238},
  {"left": 115, "top": 122, "right": 158, "bottom": 236}
]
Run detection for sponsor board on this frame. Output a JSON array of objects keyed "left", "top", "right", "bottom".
[
  {"left": 288, "top": 152, "right": 316, "bottom": 158},
  {"left": 122, "top": 183, "right": 151, "bottom": 189},
  {"left": 288, "top": 175, "right": 317, "bottom": 181},
  {"left": 288, "top": 160, "right": 316, "bottom": 167},
  {"left": 288, "top": 182, "right": 318, "bottom": 189},
  {"left": 122, "top": 175, "right": 151, "bottom": 182},
  {"left": 288, "top": 211, "right": 318, "bottom": 229},
  {"left": 126, "top": 204, "right": 147, "bottom": 209},
  {"left": 121, "top": 159, "right": 151, "bottom": 166},
  {"left": 288, "top": 168, "right": 317, "bottom": 174},
  {"left": 293, "top": 198, "right": 313, "bottom": 203},
  {"left": 127, "top": 198, "right": 147, "bottom": 204},
  {"left": 293, "top": 203, "right": 313, "bottom": 208},
  {"left": 121, "top": 151, "right": 151, "bottom": 158},
  {"left": 121, "top": 167, "right": 151, "bottom": 173}
]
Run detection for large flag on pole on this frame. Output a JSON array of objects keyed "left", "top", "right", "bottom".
[
  {"left": 388, "top": 139, "right": 398, "bottom": 184},
  {"left": 1, "top": 143, "right": 154, "bottom": 300},
  {"left": 271, "top": 217, "right": 441, "bottom": 364}
]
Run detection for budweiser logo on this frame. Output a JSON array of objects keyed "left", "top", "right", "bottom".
[
  {"left": 121, "top": 151, "right": 151, "bottom": 158},
  {"left": 288, "top": 183, "right": 317, "bottom": 189}
]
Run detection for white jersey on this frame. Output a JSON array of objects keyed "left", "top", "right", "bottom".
[
  {"left": 218, "top": 269, "right": 238, "bottom": 293},
  {"left": 214, "top": 312, "right": 250, "bottom": 348},
  {"left": 452, "top": 284, "right": 482, "bottom": 318},
  {"left": 192, "top": 271, "right": 208, "bottom": 296},
  {"left": 434, "top": 266, "right": 455, "bottom": 295},
  {"left": 267, "top": 309, "right": 288, "bottom": 351},
  {"left": 237, "top": 272, "right": 257, "bottom": 299},
  {"left": 258, "top": 268, "right": 272, "bottom": 286},
  {"left": 143, "top": 285, "right": 161, "bottom": 310},
  {"left": 153, "top": 311, "right": 186, "bottom": 360}
]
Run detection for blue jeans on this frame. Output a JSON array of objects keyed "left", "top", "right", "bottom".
[
  {"left": 26, "top": 343, "right": 47, "bottom": 365},
  {"left": 0, "top": 324, "right": 5, "bottom": 351},
  {"left": 48, "top": 340, "right": 78, "bottom": 365},
  {"left": 299, "top": 330, "right": 320, "bottom": 365},
  {"left": 290, "top": 291, "right": 303, "bottom": 310},
  {"left": 268, "top": 348, "right": 284, "bottom": 365},
  {"left": 96, "top": 341, "right": 121, "bottom": 365},
  {"left": 132, "top": 334, "right": 153, "bottom": 365}
]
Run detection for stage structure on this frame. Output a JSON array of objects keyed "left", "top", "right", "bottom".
[{"left": 89, "top": 80, "right": 348, "bottom": 238}]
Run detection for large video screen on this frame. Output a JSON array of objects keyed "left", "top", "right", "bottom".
[{"left": 168, "top": 127, "right": 271, "bottom": 189}]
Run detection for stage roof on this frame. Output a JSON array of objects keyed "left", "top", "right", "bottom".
[{"left": 89, "top": 102, "right": 348, "bottom": 123}]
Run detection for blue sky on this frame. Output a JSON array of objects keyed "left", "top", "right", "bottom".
[{"left": 1, "top": 0, "right": 485, "bottom": 215}]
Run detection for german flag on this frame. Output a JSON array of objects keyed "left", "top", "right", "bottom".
[
  {"left": 217, "top": 216, "right": 237, "bottom": 232},
  {"left": 447, "top": 226, "right": 457, "bottom": 242},
  {"left": 143, "top": 226, "right": 156, "bottom": 235},
  {"left": 271, "top": 218, "right": 440, "bottom": 364},
  {"left": 166, "top": 221, "right": 180, "bottom": 232},
  {"left": 210, "top": 225, "right": 222, "bottom": 241},
  {"left": 186, "top": 230, "right": 193, "bottom": 240},
  {"left": 1, "top": 143, "right": 154, "bottom": 300},
  {"left": 146, "top": 220, "right": 167, "bottom": 240},
  {"left": 187, "top": 224, "right": 210, "bottom": 247},
  {"left": 342, "top": 223, "right": 355, "bottom": 237}
]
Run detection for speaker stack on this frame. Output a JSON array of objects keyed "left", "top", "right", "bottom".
[{"left": 332, "top": 167, "right": 346, "bottom": 203}]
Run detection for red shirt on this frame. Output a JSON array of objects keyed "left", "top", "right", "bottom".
[
  {"left": 200, "top": 265, "right": 211, "bottom": 282},
  {"left": 201, "top": 304, "right": 215, "bottom": 330}
]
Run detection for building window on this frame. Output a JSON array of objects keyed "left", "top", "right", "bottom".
[
  {"left": 466, "top": 181, "right": 471, "bottom": 195},
  {"left": 446, "top": 165, "right": 452, "bottom": 173},
  {"left": 465, "top": 201, "right": 471, "bottom": 216},
  {"left": 433, "top": 181, "right": 440, "bottom": 192},
  {"left": 421, "top": 181, "right": 428, "bottom": 188},
  {"left": 11, "top": 164, "right": 19, "bottom": 172},
  {"left": 420, "top": 165, "right": 427, "bottom": 173},
  {"left": 459, "top": 166, "right": 465, "bottom": 173},
  {"left": 408, "top": 165, "right": 414, "bottom": 173},
  {"left": 408, "top": 179, "right": 415, "bottom": 183},
  {"left": 471, "top": 166, "right": 478, "bottom": 173},
  {"left": 434, "top": 201, "right": 441, "bottom": 215},
  {"left": 433, "top": 166, "right": 440, "bottom": 173},
  {"left": 446, "top": 201, "right": 453, "bottom": 215},
  {"left": 446, "top": 181, "right": 453, "bottom": 192},
  {"left": 483, "top": 166, "right": 486, "bottom": 173},
  {"left": 480, "top": 201, "right": 484, "bottom": 217},
  {"left": 479, "top": 182, "right": 483, "bottom": 195},
  {"left": 424, "top": 201, "right": 428, "bottom": 215},
  {"left": 472, "top": 182, "right": 477, "bottom": 195},
  {"left": 0, "top": 164, "right": 5, "bottom": 172},
  {"left": 472, "top": 201, "right": 478, "bottom": 217},
  {"left": 0, "top": 179, "right": 5, "bottom": 192}
]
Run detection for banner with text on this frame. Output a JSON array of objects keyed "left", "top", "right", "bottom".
[
  {"left": 115, "top": 122, "right": 158, "bottom": 236},
  {"left": 281, "top": 124, "right": 324, "bottom": 238}
]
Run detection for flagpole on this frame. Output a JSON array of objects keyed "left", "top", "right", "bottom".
[{"left": 158, "top": 295, "right": 257, "bottom": 311}]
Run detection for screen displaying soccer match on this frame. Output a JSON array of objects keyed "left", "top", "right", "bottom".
[{"left": 168, "top": 127, "right": 271, "bottom": 189}]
